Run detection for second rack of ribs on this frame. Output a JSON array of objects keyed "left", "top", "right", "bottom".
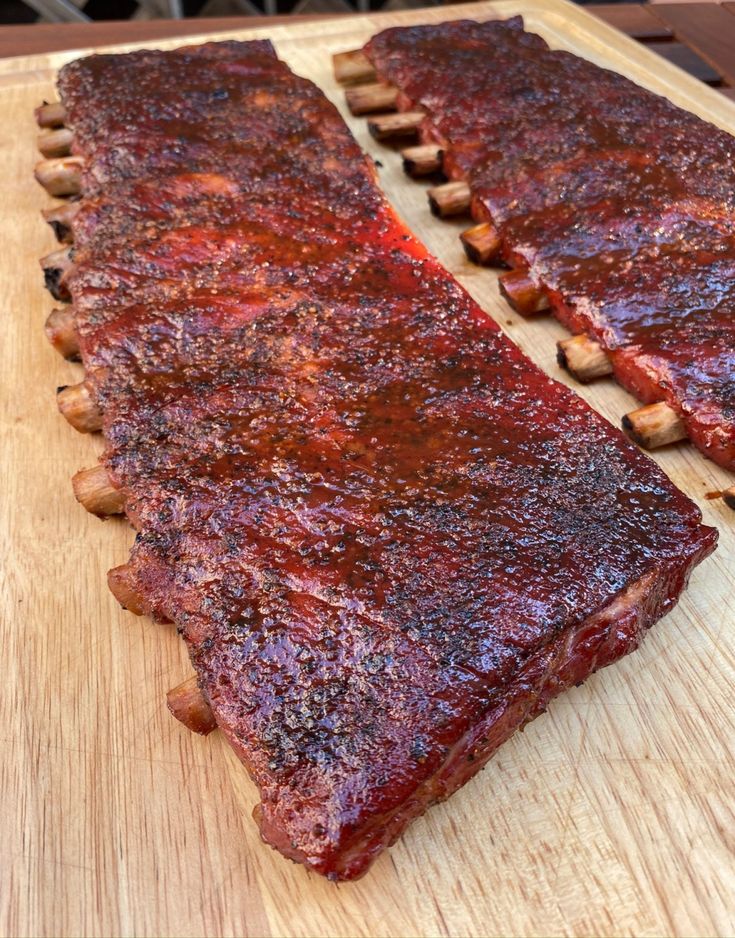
[{"left": 357, "top": 17, "right": 735, "bottom": 471}]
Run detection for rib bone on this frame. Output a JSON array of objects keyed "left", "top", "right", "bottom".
[
  {"left": 57, "top": 382, "right": 103, "bottom": 433},
  {"left": 401, "top": 144, "right": 443, "bottom": 177},
  {"left": 333, "top": 49, "right": 377, "bottom": 85},
  {"left": 724, "top": 487, "right": 735, "bottom": 510},
  {"left": 40, "top": 246, "right": 73, "bottom": 301},
  {"left": 45, "top": 306, "right": 80, "bottom": 360},
  {"left": 345, "top": 82, "right": 398, "bottom": 115},
  {"left": 622, "top": 402, "right": 687, "bottom": 450},
  {"left": 367, "top": 111, "right": 424, "bottom": 141},
  {"left": 34, "top": 156, "right": 84, "bottom": 197},
  {"left": 107, "top": 565, "right": 146, "bottom": 615},
  {"left": 38, "top": 126, "right": 74, "bottom": 158},
  {"left": 557, "top": 335, "right": 614, "bottom": 383},
  {"left": 167, "top": 676, "right": 218, "bottom": 736},
  {"left": 42, "top": 200, "right": 80, "bottom": 243},
  {"left": 35, "top": 101, "right": 68, "bottom": 128},
  {"left": 427, "top": 180, "right": 471, "bottom": 217},
  {"left": 499, "top": 269, "right": 550, "bottom": 316},
  {"left": 460, "top": 221, "right": 502, "bottom": 264},
  {"left": 72, "top": 465, "right": 124, "bottom": 517}
]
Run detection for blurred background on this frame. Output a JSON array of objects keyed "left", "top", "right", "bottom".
[
  {"left": 0, "top": 0, "right": 612, "bottom": 27},
  {"left": 0, "top": 0, "right": 445, "bottom": 24}
]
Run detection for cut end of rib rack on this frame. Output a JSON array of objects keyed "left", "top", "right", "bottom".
[
  {"left": 332, "top": 49, "right": 377, "bottom": 85},
  {"left": 723, "top": 486, "right": 735, "bottom": 510},
  {"left": 57, "top": 382, "right": 103, "bottom": 433},
  {"left": 622, "top": 401, "right": 687, "bottom": 450},
  {"left": 367, "top": 110, "right": 424, "bottom": 141},
  {"left": 345, "top": 82, "right": 398, "bottom": 116},
  {"left": 34, "top": 156, "right": 83, "bottom": 197},
  {"left": 38, "top": 126, "right": 74, "bottom": 159},
  {"left": 40, "top": 246, "right": 73, "bottom": 301},
  {"left": 557, "top": 334, "right": 614, "bottom": 383},
  {"left": 460, "top": 221, "right": 502, "bottom": 265},
  {"left": 35, "top": 101, "right": 68, "bottom": 129},
  {"left": 401, "top": 143, "right": 443, "bottom": 177},
  {"left": 427, "top": 180, "right": 470, "bottom": 218},
  {"left": 45, "top": 307, "right": 80, "bottom": 360},
  {"left": 72, "top": 465, "right": 124, "bottom": 517},
  {"left": 42, "top": 200, "right": 80, "bottom": 244},
  {"left": 167, "top": 676, "right": 218, "bottom": 736},
  {"left": 498, "top": 269, "right": 550, "bottom": 316}
]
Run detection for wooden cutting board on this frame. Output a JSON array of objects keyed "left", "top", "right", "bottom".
[{"left": 2, "top": 2, "right": 734, "bottom": 935}]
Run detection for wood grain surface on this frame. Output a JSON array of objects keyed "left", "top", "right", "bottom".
[
  {"left": 2, "top": 3, "right": 734, "bottom": 935},
  {"left": 585, "top": 3, "right": 674, "bottom": 40},
  {"left": 651, "top": 3, "right": 735, "bottom": 85},
  {"left": 0, "top": 14, "right": 335, "bottom": 62},
  {"left": 645, "top": 39, "right": 721, "bottom": 83}
]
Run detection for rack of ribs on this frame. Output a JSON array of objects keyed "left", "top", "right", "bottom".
[
  {"left": 336, "top": 17, "right": 735, "bottom": 474},
  {"left": 34, "top": 38, "right": 717, "bottom": 880}
]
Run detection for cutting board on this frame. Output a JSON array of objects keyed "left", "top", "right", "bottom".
[{"left": 2, "top": 2, "right": 734, "bottom": 935}]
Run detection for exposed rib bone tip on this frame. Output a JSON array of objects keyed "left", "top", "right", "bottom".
[
  {"left": 622, "top": 401, "right": 687, "bottom": 450},
  {"left": 40, "top": 247, "right": 72, "bottom": 270},
  {"left": 38, "top": 126, "right": 74, "bottom": 158},
  {"left": 333, "top": 49, "right": 377, "bottom": 85},
  {"left": 557, "top": 334, "right": 613, "bottom": 383},
  {"left": 40, "top": 246, "right": 73, "bottom": 301},
  {"left": 57, "top": 382, "right": 103, "bottom": 433},
  {"left": 35, "top": 101, "right": 68, "bottom": 128},
  {"left": 42, "top": 200, "right": 80, "bottom": 244},
  {"left": 167, "top": 676, "right": 218, "bottom": 736},
  {"left": 34, "top": 155, "right": 83, "bottom": 197},
  {"left": 427, "top": 180, "right": 471, "bottom": 218},
  {"left": 72, "top": 465, "right": 124, "bottom": 517},
  {"left": 401, "top": 143, "right": 443, "bottom": 177},
  {"left": 723, "top": 486, "right": 735, "bottom": 510},
  {"left": 45, "top": 307, "right": 80, "bottom": 360},
  {"left": 367, "top": 110, "right": 424, "bottom": 141},
  {"left": 498, "top": 268, "right": 550, "bottom": 316},
  {"left": 41, "top": 246, "right": 72, "bottom": 269},
  {"left": 345, "top": 82, "right": 398, "bottom": 116},
  {"left": 107, "top": 565, "right": 146, "bottom": 615},
  {"left": 460, "top": 221, "right": 502, "bottom": 265}
]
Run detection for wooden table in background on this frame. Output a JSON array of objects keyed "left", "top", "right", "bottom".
[
  {"left": 4, "top": 1, "right": 735, "bottom": 100},
  {"left": 0, "top": 13, "right": 319, "bottom": 58},
  {"left": 591, "top": 2, "right": 735, "bottom": 97}
]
